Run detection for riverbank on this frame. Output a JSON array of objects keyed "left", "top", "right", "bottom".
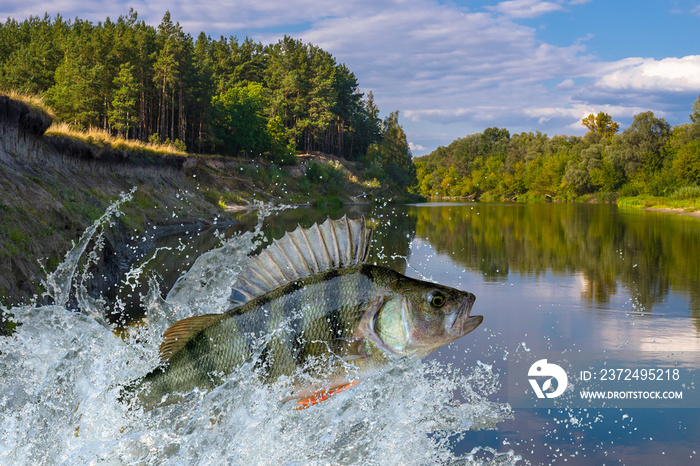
[
  {"left": 0, "top": 95, "right": 226, "bottom": 307},
  {"left": 426, "top": 191, "right": 700, "bottom": 219},
  {"left": 0, "top": 95, "right": 399, "bottom": 308},
  {"left": 641, "top": 207, "right": 700, "bottom": 218},
  {"left": 617, "top": 192, "right": 700, "bottom": 218}
]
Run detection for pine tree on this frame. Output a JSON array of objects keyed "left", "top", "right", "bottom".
[
  {"left": 0, "top": 10, "right": 383, "bottom": 163},
  {"left": 109, "top": 62, "right": 140, "bottom": 137}
]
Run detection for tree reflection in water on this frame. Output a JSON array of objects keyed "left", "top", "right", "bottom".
[{"left": 408, "top": 203, "right": 700, "bottom": 325}]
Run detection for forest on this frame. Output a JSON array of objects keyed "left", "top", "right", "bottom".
[
  {"left": 414, "top": 102, "right": 700, "bottom": 206},
  {"left": 0, "top": 10, "right": 415, "bottom": 188},
  {"left": 3, "top": 11, "right": 699, "bottom": 205}
]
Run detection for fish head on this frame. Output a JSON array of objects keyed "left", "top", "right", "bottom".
[{"left": 373, "top": 277, "right": 481, "bottom": 358}]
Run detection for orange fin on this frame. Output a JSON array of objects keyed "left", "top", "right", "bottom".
[{"left": 295, "top": 380, "right": 360, "bottom": 410}]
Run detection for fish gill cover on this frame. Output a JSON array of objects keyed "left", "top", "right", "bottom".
[{"left": 0, "top": 190, "right": 515, "bottom": 465}]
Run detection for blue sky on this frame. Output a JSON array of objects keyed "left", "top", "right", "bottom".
[{"left": 3, "top": 0, "right": 700, "bottom": 156}]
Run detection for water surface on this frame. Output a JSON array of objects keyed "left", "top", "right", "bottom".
[
  {"left": 2, "top": 199, "right": 699, "bottom": 464},
  {"left": 397, "top": 202, "right": 700, "bottom": 464},
  {"left": 252, "top": 202, "right": 700, "bottom": 464}
]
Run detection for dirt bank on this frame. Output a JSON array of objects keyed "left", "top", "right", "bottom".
[
  {"left": 643, "top": 207, "right": 700, "bottom": 218},
  {"left": 0, "top": 94, "right": 410, "bottom": 318},
  {"left": 0, "top": 96, "right": 231, "bottom": 307}
]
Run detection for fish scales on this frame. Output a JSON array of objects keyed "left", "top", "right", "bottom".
[
  {"left": 124, "top": 216, "right": 482, "bottom": 410},
  {"left": 135, "top": 266, "right": 384, "bottom": 407}
]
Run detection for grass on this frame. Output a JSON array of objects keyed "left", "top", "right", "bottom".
[
  {"left": 669, "top": 185, "right": 700, "bottom": 201},
  {"left": 46, "top": 122, "right": 188, "bottom": 157},
  {"left": 3, "top": 90, "right": 186, "bottom": 157},
  {"left": 618, "top": 186, "right": 700, "bottom": 212},
  {"left": 221, "top": 192, "right": 247, "bottom": 205},
  {"left": 1, "top": 89, "right": 57, "bottom": 120},
  {"left": 311, "top": 195, "right": 344, "bottom": 207},
  {"left": 202, "top": 188, "right": 248, "bottom": 210},
  {"left": 364, "top": 178, "right": 382, "bottom": 189},
  {"left": 202, "top": 189, "right": 223, "bottom": 207},
  {"left": 327, "top": 195, "right": 344, "bottom": 206}
]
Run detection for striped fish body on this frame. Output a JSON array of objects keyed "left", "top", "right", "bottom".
[
  {"left": 125, "top": 217, "right": 482, "bottom": 410},
  {"left": 136, "top": 265, "right": 393, "bottom": 408}
]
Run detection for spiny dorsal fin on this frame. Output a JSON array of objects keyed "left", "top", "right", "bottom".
[
  {"left": 229, "top": 215, "right": 373, "bottom": 306},
  {"left": 159, "top": 314, "right": 222, "bottom": 363}
]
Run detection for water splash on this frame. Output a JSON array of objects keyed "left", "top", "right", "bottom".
[
  {"left": 41, "top": 187, "right": 136, "bottom": 311},
  {"left": 0, "top": 195, "right": 515, "bottom": 465}
]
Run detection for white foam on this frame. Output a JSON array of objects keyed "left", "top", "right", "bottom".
[{"left": 0, "top": 194, "right": 516, "bottom": 465}]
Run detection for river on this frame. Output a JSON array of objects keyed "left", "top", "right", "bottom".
[{"left": 1, "top": 198, "right": 699, "bottom": 464}]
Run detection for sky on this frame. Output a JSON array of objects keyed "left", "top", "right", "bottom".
[{"left": 3, "top": 0, "right": 700, "bottom": 156}]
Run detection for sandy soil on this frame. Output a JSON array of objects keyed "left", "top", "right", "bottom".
[{"left": 643, "top": 207, "right": 700, "bottom": 218}]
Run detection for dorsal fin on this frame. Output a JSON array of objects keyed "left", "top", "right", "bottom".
[
  {"left": 229, "top": 215, "right": 373, "bottom": 306},
  {"left": 159, "top": 314, "right": 222, "bottom": 363}
]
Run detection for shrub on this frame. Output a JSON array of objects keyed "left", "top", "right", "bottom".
[
  {"left": 673, "top": 140, "right": 700, "bottom": 186},
  {"left": 669, "top": 185, "right": 700, "bottom": 200},
  {"left": 202, "top": 189, "right": 222, "bottom": 205}
]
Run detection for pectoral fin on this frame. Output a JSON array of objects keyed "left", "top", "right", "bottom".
[
  {"left": 159, "top": 314, "right": 222, "bottom": 362},
  {"left": 294, "top": 380, "right": 360, "bottom": 410}
]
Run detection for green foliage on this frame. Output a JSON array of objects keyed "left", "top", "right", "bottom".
[
  {"left": 0, "top": 10, "right": 418, "bottom": 200},
  {"left": 220, "top": 191, "right": 246, "bottom": 205},
  {"left": 691, "top": 95, "right": 700, "bottom": 124},
  {"left": 360, "top": 111, "right": 416, "bottom": 189},
  {"left": 582, "top": 112, "right": 620, "bottom": 139},
  {"left": 414, "top": 98, "right": 698, "bottom": 206},
  {"left": 636, "top": 168, "right": 678, "bottom": 197},
  {"left": 327, "top": 196, "right": 344, "bottom": 207},
  {"left": 0, "top": 11, "right": 382, "bottom": 160},
  {"left": 479, "top": 127, "right": 510, "bottom": 159},
  {"left": 305, "top": 161, "right": 343, "bottom": 186},
  {"left": 613, "top": 111, "right": 671, "bottom": 178},
  {"left": 166, "top": 138, "right": 187, "bottom": 152},
  {"left": 109, "top": 62, "right": 140, "bottom": 136},
  {"left": 212, "top": 82, "right": 270, "bottom": 157},
  {"left": 673, "top": 140, "right": 700, "bottom": 186},
  {"left": 590, "top": 158, "right": 625, "bottom": 192},
  {"left": 669, "top": 185, "right": 700, "bottom": 200},
  {"left": 0, "top": 14, "right": 63, "bottom": 94},
  {"left": 1, "top": 310, "right": 19, "bottom": 336},
  {"left": 266, "top": 115, "right": 296, "bottom": 164},
  {"left": 312, "top": 195, "right": 344, "bottom": 207},
  {"left": 202, "top": 188, "right": 223, "bottom": 206},
  {"left": 563, "top": 160, "right": 592, "bottom": 194}
]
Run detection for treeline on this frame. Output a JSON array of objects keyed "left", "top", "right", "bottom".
[
  {"left": 411, "top": 204, "right": 700, "bottom": 315},
  {"left": 0, "top": 10, "right": 414, "bottom": 183},
  {"left": 415, "top": 99, "right": 700, "bottom": 200}
]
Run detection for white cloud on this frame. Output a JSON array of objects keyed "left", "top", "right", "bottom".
[
  {"left": 404, "top": 108, "right": 472, "bottom": 123},
  {"left": 290, "top": 1, "right": 598, "bottom": 146},
  {"left": 596, "top": 56, "right": 700, "bottom": 92},
  {"left": 298, "top": 5, "right": 589, "bottom": 106},
  {"left": 556, "top": 79, "right": 576, "bottom": 90},
  {"left": 525, "top": 103, "right": 652, "bottom": 133},
  {"left": 408, "top": 142, "right": 426, "bottom": 151},
  {"left": 486, "top": 0, "right": 565, "bottom": 18}
]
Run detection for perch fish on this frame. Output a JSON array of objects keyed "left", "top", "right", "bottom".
[{"left": 123, "top": 216, "right": 482, "bottom": 409}]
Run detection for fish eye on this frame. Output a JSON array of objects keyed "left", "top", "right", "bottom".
[{"left": 428, "top": 290, "right": 446, "bottom": 308}]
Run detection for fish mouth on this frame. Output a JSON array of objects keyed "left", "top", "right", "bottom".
[{"left": 450, "top": 292, "right": 482, "bottom": 336}]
